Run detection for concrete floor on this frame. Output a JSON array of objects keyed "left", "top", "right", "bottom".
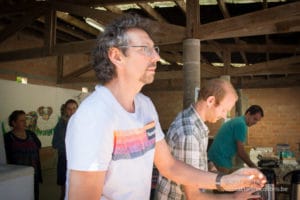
[{"left": 39, "top": 168, "right": 60, "bottom": 200}]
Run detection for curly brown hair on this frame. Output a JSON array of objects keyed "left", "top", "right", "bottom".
[{"left": 92, "top": 13, "right": 152, "bottom": 85}]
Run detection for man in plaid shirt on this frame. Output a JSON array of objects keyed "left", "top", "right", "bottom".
[{"left": 155, "top": 78, "right": 260, "bottom": 200}]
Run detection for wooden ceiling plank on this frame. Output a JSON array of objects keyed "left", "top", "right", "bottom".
[
  {"left": 229, "top": 55, "right": 300, "bottom": 75},
  {"left": 250, "top": 55, "right": 300, "bottom": 69},
  {"left": 217, "top": 0, "right": 230, "bottom": 18},
  {"left": 234, "top": 76, "right": 300, "bottom": 89},
  {"left": 44, "top": 8, "right": 57, "bottom": 54},
  {"left": 28, "top": 24, "right": 70, "bottom": 43},
  {"left": 0, "top": 1, "right": 48, "bottom": 17},
  {"left": 52, "top": 1, "right": 185, "bottom": 44},
  {"left": 37, "top": 17, "right": 89, "bottom": 41},
  {"left": 145, "top": 21, "right": 185, "bottom": 45},
  {"left": 223, "top": 50, "right": 231, "bottom": 74},
  {"left": 82, "top": 0, "right": 170, "bottom": 6},
  {"left": 262, "top": 0, "right": 270, "bottom": 63},
  {"left": 275, "top": 19, "right": 300, "bottom": 33},
  {"left": 217, "top": 0, "right": 248, "bottom": 64},
  {"left": 198, "top": 1, "right": 300, "bottom": 40},
  {"left": 160, "top": 42, "right": 299, "bottom": 54},
  {"left": 0, "top": 8, "right": 47, "bottom": 44},
  {"left": 1, "top": 38, "right": 299, "bottom": 63},
  {"left": 56, "top": 11, "right": 99, "bottom": 36},
  {"left": 234, "top": 39, "right": 248, "bottom": 64},
  {"left": 174, "top": 0, "right": 186, "bottom": 14},
  {"left": 202, "top": 43, "right": 299, "bottom": 54},
  {"left": 52, "top": 1, "right": 120, "bottom": 25},
  {"left": 104, "top": 6, "right": 123, "bottom": 14},
  {"left": 137, "top": 3, "right": 168, "bottom": 23},
  {"left": 207, "top": 40, "right": 224, "bottom": 62},
  {"left": 201, "top": 63, "right": 223, "bottom": 76}
]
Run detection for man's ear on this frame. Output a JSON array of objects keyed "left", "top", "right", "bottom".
[
  {"left": 206, "top": 96, "right": 215, "bottom": 108},
  {"left": 108, "top": 47, "right": 123, "bottom": 66}
]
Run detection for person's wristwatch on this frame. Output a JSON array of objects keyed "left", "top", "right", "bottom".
[{"left": 215, "top": 173, "right": 225, "bottom": 191}]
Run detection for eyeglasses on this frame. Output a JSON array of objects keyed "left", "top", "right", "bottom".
[{"left": 118, "top": 45, "right": 160, "bottom": 57}]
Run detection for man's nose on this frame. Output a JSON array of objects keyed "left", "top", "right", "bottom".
[{"left": 152, "top": 50, "right": 160, "bottom": 61}]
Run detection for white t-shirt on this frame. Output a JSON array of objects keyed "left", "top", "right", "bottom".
[{"left": 65, "top": 85, "right": 164, "bottom": 200}]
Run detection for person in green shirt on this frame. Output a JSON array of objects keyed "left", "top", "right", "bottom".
[{"left": 208, "top": 105, "right": 264, "bottom": 174}]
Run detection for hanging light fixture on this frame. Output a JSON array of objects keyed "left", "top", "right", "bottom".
[{"left": 85, "top": 18, "right": 105, "bottom": 32}]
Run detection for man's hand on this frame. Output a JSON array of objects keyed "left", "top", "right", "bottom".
[
  {"left": 233, "top": 188, "right": 261, "bottom": 200},
  {"left": 221, "top": 168, "right": 266, "bottom": 191}
]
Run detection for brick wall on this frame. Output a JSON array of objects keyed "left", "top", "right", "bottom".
[
  {"left": 243, "top": 87, "right": 300, "bottom": 154},
  {"left": 144, "top": 90, "right": 183, "bottom": 132}
]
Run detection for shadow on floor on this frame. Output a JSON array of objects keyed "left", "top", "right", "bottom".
[{"left": 39, "top": 168, "right": 60, "bottom": 200}]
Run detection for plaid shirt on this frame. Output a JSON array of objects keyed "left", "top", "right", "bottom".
[{"left": 155, "top": 105, "right": 209, "bottom": 200}]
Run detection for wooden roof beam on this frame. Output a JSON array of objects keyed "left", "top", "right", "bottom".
[
  {"left": 52, "top": 1, "right": 185, "bottom": 44},
  {"left": 37, "top": 17, "right": 90, "bottom": 41},
  {"left": 104, "top": 6, "right": 123, "bottom": 14},
  {"left": 56, "top": 11, "right": 99, "bottom": 36},
  {"left": 0, "top": 1, "right": 48, "bottom": 17},
  {"left": 229, "top": 55, "right": 300, "bottom": 76},
  {"left": 217, "top": 0, "right": 248, "bottom": 64},
  {"left": 0, "top": 40, "right": 299, "bottom": 63},
  {"left": 137, "top": 3, "right": 168, "bottom": 23},
  {"left": 174, "top": 0, "right": 186, "bottom": 14},
  {"left": 0, "top": 7, "right": 47, "bottom": 44},
  {"left": 198, "top": 1, "right": 300, "bottom": 40}
]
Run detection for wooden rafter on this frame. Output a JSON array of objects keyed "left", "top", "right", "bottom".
[
  {"left": 37, "top": 17, "right": 89, "bottom": 41},
  {"left": 198, "top": 2, "right": 300, "bottom": 40},
  {"left": 56, "top": 11, "right": 99, "bottom": 36},
  {"left": 229, "top": 56, "right": 300, "bottom": 76},
  {"left": 174, "top": 0, "right": 186, "bottom": 13},
  {"left": 217, "top": 0, "right": 248, "bottom": 64},
  {"left": 0, "top": 40, "right": 299, "bottom": 63},
  {"left": 44, "top": 7, "right": 56, "bottom": 54},
  {"left": 137, "top": 3, "right": 167, "bottom": 22},
  {"left": 0, "top": 6, "right": 47, "bottom": 44}
]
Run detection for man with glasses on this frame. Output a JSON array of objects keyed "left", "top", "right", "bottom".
[
  {"left": 65, "top": 14, "right": 266, "bottom": 200},
  {"left": 208, "top": 105, "right": 264, "bottom": 174}
]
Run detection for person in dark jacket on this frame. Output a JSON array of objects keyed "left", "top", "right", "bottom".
[
  {"left": 4, "top": 110, "right": 42, "bottom": 200},
  {"left": 52, "top": 99, "right": 78, "bottom": 200}
]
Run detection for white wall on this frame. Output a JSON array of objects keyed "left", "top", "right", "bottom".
[{"left": 0, "top": 79, "right": 90, "bottom": 147}]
